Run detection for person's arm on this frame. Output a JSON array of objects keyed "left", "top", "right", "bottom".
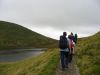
[
  {"left": 68, "top": 39, "right": 71, "bottom": 54},
  {"left": 73, "top": 42, "right": 75, "bottom": 54}
]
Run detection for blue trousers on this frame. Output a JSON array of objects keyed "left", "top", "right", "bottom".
[{"left": 60, "top": 51, "right": 69, "bottom": 68}]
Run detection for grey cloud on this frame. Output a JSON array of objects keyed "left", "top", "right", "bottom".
[{"left": 0, "top": 0, "right": 100, "bottom": 38}]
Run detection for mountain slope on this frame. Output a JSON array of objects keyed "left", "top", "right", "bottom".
[
  {"left": 0, "top": 21, "right": 57, "bottom": 50},
  {"left": 76, "top": 31, "right": 100, "bottom": 75}
]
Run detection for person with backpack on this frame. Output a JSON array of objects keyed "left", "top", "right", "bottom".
[
  {"left": 74, "top": 33, "right": 78, "bottom": 44},
  {"left": 59, "top": 32, "right": 70, "bottom": 70},
  {"left": 68, "top": 32, "right": 75, "bottom": 63}
]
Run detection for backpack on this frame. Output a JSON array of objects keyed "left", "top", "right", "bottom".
[
  {"left": 59, "top": 36, "right": 69, "bottom": 49},
  {"left": 70, "top": 40, "right": 74, "bottom": 48}
]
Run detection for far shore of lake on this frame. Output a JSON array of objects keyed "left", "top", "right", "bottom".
[{"left": 0, "top": 48, "right": 47, "bottom": 55}]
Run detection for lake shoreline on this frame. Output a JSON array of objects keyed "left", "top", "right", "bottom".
[
  {"left": 0, "top": 48, "right": 46, "bottom": 62},
  {"left": 0, "top": 48, "right": 47, "bottom": 55}
]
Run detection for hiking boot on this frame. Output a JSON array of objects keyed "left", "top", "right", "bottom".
[
  {"left": 61, "top": 68, "right": 65, "bottom": 71},
  {"left": 65, "top": 65, "right": 69, "bottom": 68}
]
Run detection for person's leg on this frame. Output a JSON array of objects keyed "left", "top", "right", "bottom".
[
  {"left": 65, "top": 52, "right": 69, "bottom": 68},
  {"left": 69, "top": 48, "right": 73, "bottom": 63},
  {"left": 70, "top": 48, "right": 73, "bottom": 62},
  {"left": 69, "top": 54, "right": 71, "bottom": 63},
  {"left": 60, "top": 51, "right": 65, "bottom": 69},
  {"left": 70, "top": 54, "right": 73, "bottom": 62}
]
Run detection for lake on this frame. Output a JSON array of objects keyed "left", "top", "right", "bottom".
[{"left": 0, "top": 49, "right": 45, "bottom": 62}]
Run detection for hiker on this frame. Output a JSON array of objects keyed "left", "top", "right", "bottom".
[
  {"left": 74, "top": 33, "right": 78, "bottom": 44},
  {"left": 68, "top": 32, "right": 75, "bottom": 63},
  {"left": 59, "top": 32, "right": 70, "bottom": 70},
  {"left": 68, "top": 32, "right": 74, "bottom": 41}
]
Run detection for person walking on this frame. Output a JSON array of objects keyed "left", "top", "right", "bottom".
[
  {"left": 74, "top": 33, "right": 78, "bottom": 44},
  {"left": 68, "top": 32, "right": 75, "bottom": 63},
  {"left": 59, "top": 32, "right": 70, "bottom": 70}
]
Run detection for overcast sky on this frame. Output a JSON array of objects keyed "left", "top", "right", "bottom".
[{"left": 0, "top": 0, "right": 100, "bottom": 39}]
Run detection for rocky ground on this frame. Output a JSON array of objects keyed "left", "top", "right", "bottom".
[{"left": 55, "top": 58, "right": 80, "bottom": 75}]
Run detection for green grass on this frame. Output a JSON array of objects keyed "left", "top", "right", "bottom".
[
  {"left": 76, "top": 31, "right": 100, "bottom": 75},
  {"left": 0, "top": 48, "right": 60, "bottom": 75},
  {"left": 0, "top": 21, "right": 57, "bottom": 50}
]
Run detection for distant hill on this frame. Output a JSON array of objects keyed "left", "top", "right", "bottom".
[
  {"left": 76, "top": 31, "right": 100, "bottom": 75},
  {"left": 0, "top": 21, "right": 57, "bottom": 50}
]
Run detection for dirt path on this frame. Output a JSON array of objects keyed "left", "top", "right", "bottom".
[{"left": 55, "top": 58, "right": 80, "bottom": 75}]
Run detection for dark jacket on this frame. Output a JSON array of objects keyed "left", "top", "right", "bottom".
[{"left": 59, "top": 35, "right": 68, "bottom": 49}]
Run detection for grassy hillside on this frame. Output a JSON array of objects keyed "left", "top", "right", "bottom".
[
  {"left": 76, "top": 31, "right": 100, "bottom": 75},
  {"left": 0, "top": 21, "right": 57, "bottom": 50},
  {"left": 0, "top": 48, "right": 60, "bottom": 75}
]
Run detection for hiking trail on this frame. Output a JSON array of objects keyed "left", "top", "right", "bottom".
[{"left": 55, "top": 58, "right": 80, "bottom": 75}]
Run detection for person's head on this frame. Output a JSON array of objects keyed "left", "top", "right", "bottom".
[
  {"left": 75, "top": 33, "right": 77, "bottom": 36},
  {"left": 75, "top": 33, "right": 78, "bottom": 37},
  {"left": 71, "top": 32, "right": 73, "bottom": 35},
  {"left": 63, "top": 32, "right": 67, "bottom": 36}
]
